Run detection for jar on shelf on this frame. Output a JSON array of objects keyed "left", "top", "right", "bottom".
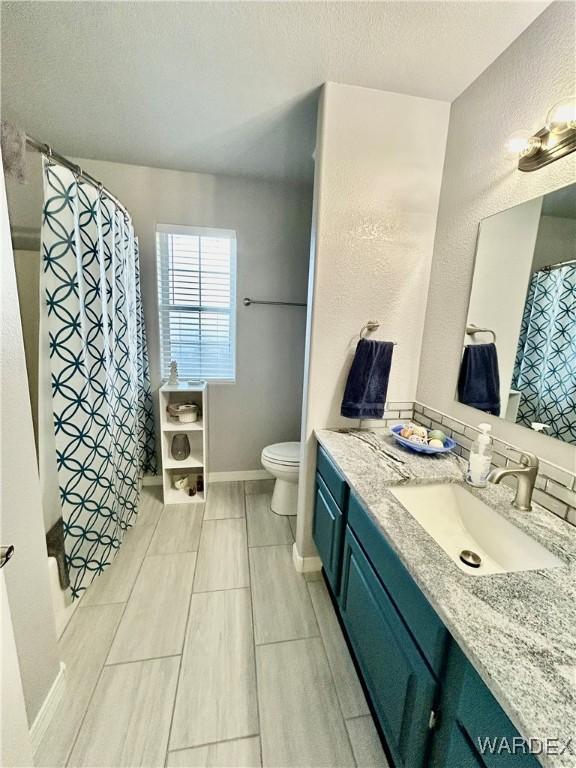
[{"left": 171, "top": 434, "right": 191, "bottom": 461}]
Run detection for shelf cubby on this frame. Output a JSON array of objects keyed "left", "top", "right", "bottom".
[{"left": 159, "top": 381, "right": 208, "bottom": 506}]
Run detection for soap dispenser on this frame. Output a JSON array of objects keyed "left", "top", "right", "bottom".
[{"left": 466, "top": 423, "right": 493, "bottom": 488}]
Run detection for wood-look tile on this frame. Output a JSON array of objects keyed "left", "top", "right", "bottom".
[
  {"left": 308, "top": 579, "right": 369, "bottom": 718},
  {"left": 245, "top": 478, "right": 275, "bottom": 495},
  {"left": 346, "top": 716, "right": 389, "bottom": 767},
  {"left": 246, "top": 493, "right": 293, "bottom": 547},
  {"left": 137, "top": 485, "right": 164, "bottom": 527},
  {"left": 68, "top": 656, "right": 179, "bottom": 767},
  {"left": 148, "top": 504, "right": 203, "bottom": 555},
  {"left": 249, "top": 545, "right": 318, "bottom": 644},
  {"left": 204, "top": 482, "right": 245, "bottom": 520},
  {"left": 166, "top": 737, "right": 261, "bottom": 767},
  {"left": 257, "top": 638, "right": 355, "bottom": 767},
  {"left": 107, "top": 552, "right": 196, "bottom": 663},
  {"left": 81, "top": 523, "right": 154, "bottom": 606},
  {"left": 34, "top": 604, "right": 124, "bottom": 767},
  {"left": 193, "top": 518, "right": 249, "bottom": 592},
  {"left": 170, "top": 589, "right": 258, "bottom": 750},
  {"left": 288, "top": 515, "right": 297, "bottom": 540}
]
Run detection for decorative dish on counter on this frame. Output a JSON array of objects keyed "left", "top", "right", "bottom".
[{"left": 390, "top": 423, "right": 456, "bottom": 454}]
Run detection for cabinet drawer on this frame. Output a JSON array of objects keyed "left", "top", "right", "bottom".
[
  {"left": 340, "top": 526, "right": 437, "bottom": 768},
  {"left": 348, "top": 493, "right": 448, "bottom": 678},
  {"left": 313, "top": 474, "right": 344, "bottom": 592},
  {"left": 317, "top": 445, "right": 349, "bottom": 510}
]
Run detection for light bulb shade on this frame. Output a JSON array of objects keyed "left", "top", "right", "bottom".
[
  {"left": 545, "top": 97, "right": 576, "bottom": 135},
  {"left": 505, "top": 130, "right": 541, "bottom": 158}
]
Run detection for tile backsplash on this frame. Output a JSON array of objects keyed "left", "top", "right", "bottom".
[
  {"left": 359, "top": 402, "right": 415, "bottom": 430},
  {"left": 411, "top": 402, "right": 576, "bottom": 528},
  {"left": 360, "top": 400, "right": 576, "bottom": 527}
]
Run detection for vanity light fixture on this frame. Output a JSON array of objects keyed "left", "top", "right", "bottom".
[
  {"left": 506, "top": 96, "right": 576, "bottom": 172},
  {"left": 546, "top": 96, "right": 576, "bottom": 134},
  {"left": 504, "top": 130, "right": 542, "bottom": 158}
]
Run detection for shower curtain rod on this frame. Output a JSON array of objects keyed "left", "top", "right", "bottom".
[
  {"left": 25, "top": 135, "right": 130, "bottom": 218},
  {"left": 541, "top": 258, "right": 576, "bottom": 272}
]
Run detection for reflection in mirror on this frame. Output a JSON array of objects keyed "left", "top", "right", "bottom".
[{"left": 458, "top": 183, "right": 575, "bottom": 446}]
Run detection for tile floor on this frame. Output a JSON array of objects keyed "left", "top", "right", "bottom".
[{"left": 36, "top": 482, "right": 389, "bottom": 768}]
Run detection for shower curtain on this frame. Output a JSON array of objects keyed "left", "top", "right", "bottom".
[
  {"left": 41, "top": 160, "right": 156, "bottom": 598},
  {"left": 512, "top": 263, "right": 576, "bottom": 444}
]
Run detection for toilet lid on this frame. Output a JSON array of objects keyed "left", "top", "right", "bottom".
[{"left": 262, "top": 442, "right": 301, "bottom": 465}]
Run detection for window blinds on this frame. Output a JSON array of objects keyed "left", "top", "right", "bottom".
[{"left": 156, "top": 224, "right": 237, "bottom": 381}]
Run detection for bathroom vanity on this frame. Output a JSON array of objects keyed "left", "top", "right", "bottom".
[{"left": 312, "top": 430, "right": 576, "bottom": 768}]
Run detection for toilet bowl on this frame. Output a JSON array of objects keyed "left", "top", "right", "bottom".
[{"left": 261, "top": 442, "right": 300, "bottom": 516}]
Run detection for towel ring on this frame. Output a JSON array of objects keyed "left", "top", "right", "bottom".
[
  {"left": 466, "top": 324, "right": 497, "bottom": 344},
  {"left": 358, "top": 321, "right": 398, "bottom": 345},
  {"left": 359, "top": 321, "right": 380, "bottom": 339}
]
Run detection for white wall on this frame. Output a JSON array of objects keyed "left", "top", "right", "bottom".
[
  {"left": 418, "top": 1, "right": 576, "bottom": 471},
  {"left": 297, "top": 83, "right": 450, "bottom": 559},
  {"left": 466, "top": 196, "right": 542, "bottom": 415},
  {"left": 532, "top": 214, "right": 576, "bottom": 272},
  {"left": 1, "top": 169, "right": 60, "bottom": 725},
  {"left": 1, "top": 573, "right": 35, "bottom": 766},
  {"left": 6, "top": 157, "right": 312, "bottom": 473}
]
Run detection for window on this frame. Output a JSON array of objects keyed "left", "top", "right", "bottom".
[{"left": 156, "top": 224, "right": 237, "bottom": 381}]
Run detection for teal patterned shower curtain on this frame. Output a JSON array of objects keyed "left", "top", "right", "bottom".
[
  {"left": 41, "top": 160, "right": 156, "bottom": 598},
  {"left": 512, "top": 263, "right": 576, "bottom": 444}
]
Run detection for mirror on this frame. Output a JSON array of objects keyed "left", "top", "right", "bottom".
[{"left": 458, "top": 183, "right": 575, "bottom": 445}]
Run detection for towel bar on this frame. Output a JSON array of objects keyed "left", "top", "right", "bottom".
[{"left": 243, "top": 297, "right": 306, "bottom": 307}]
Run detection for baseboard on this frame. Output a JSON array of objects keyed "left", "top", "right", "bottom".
[
  {"left": 292, "top": 542, "right": 322, "bottom": 574},
  {"left": 30, "top": 661, "right": 66, "bottom": 752},
  {"left": 142, "top": 474, "right": 162, "bottom": 486},
  {"left": 208, "top": 470, "right": 272, "bottom": 482}
]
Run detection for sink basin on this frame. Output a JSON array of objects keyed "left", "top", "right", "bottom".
[{"left": 389, "top": 484, "right": 563, "bottom": 575}]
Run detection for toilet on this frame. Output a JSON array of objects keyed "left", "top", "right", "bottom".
[{"left": 261, "top": 442, "right": 301, "bottom": 516}]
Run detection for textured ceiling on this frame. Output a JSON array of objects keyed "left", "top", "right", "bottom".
[{"left": 1, "top": 1, "right": 550, "bottom": 182}]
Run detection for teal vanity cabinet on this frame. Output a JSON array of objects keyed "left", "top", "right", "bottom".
[
  {"left": 430, "top": 642, "right": 541, "bottom": 768},
  {"left": 312, "top": 446, "right": 349, "bottom": 593},
  {"left": 312, "top": 444, "right": 541, "bottom": 768}
]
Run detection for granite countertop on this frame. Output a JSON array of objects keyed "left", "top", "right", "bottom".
[{"left": 315, "top": 428, "right": 576, "bottom": 768}]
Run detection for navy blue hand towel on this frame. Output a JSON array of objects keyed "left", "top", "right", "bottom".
[
  {"left": 341, "top": 339, "right": 394, "bottom": 419},
  {"left": 457, "top": 343, "right": 501, "bottom": 416}
]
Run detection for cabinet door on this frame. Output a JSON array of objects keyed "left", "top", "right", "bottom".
[
  {"left": 348, "top": 493, "right": 448, "bottom": 677},
  {"left": 441, "top": 722, "right": 486, "bottom": 768},
  {"left": 312, "top": 474, "right": 344, "bottom": 592},
  {"left": 435, "top": 702, "right": 541, "bottom": 768},
  {"left": 430, "top": 640, "right": 541, "bottom": 768},
  {"left": 339, "top": 527, "right": 437, "bottom": 768},
  {"left": 455, "top": 658, "right": 541, "bottom": 768}
]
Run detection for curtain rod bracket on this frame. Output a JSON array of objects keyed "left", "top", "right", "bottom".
[{"left": 24, "top": 132, "right": 129, "bottom": 218}]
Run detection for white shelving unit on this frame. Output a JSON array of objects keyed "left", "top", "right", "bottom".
[{"left": 159, "top": 381, "right": 208, "bottom": 505}]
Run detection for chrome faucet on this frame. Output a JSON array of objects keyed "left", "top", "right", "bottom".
[{"left": 487, "top": 451, "right": 539, "bottom": 511}]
